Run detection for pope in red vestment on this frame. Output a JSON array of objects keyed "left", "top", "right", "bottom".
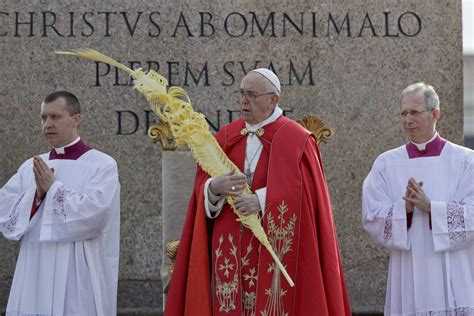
[{"left": 165, "top": 69, "right": 351, "bottom": 316}]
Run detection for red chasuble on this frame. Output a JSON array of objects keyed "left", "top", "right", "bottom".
[{"left": 165, "top": 116, "right": 351, "bottom": 316}]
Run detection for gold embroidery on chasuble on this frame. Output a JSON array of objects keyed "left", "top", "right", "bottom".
[
  {"left": 215, "top": 234, "right": 239, "bottom": 313},
  {"left": 215, "top": 231, "right": 260, "bottom": 315},
  {"left": 242, "top": 242, "right": 259, "bottom": 316},
  {"left": 262, "top": 201, "right": 297, "bottom": 316}
]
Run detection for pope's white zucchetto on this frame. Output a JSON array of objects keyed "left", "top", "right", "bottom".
[{"left": 249, "top": 68, "right": 281, "bottom": 93}]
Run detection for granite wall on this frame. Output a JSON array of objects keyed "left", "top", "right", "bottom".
[{"left": 0, "top": 0, "right": 463, "bottom": 314}]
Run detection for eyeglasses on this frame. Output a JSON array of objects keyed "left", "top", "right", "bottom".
[
  {"left": 236, "top": 90, "right": 275, "bottom": 101},
  {"left": 400, "top": 109, "right": 432, "bottom": 117}
]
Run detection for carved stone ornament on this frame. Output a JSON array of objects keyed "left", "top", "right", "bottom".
[
  {"left": 297, "top": 114, "right": 334, "bottom": 144},
  {"left": 148, "top": 120, "right": 178, "bottom": 151},
  {"left": 164, "top": 239, "right": 180, "bottom": 293}
]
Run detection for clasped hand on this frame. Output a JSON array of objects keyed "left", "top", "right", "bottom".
[
  {"left": 210, "top": 171, "right": 261, "bottom": 215},
  {"left": 403, "top": 177, "right": 431, "bottom": 214},
  {"left": 33, "top": 156, "right": 55, "bottom": 199}
]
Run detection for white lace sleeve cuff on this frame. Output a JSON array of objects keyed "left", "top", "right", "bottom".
[
  {"left": 432, "top": 201, "right": 468, "bottom": 251},
  {"left": 39, "top": 181, "right": 70, "bottom": 241},
  {"left": 0, "top": 190, "right": 34, "bottom": 240},
  {"left": 383, "top": 200, "right": 410, "bottom": 250}
]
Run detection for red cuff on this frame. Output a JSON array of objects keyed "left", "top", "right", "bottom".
[
  {"left": 30, "top": 192, "right": 43, "bottom": 220},
  {"left": 407, "top": 212, "right": 413, "bottom": 229},
  {"left": 407, "top": 212, "right": 432, "bottom": 230}
]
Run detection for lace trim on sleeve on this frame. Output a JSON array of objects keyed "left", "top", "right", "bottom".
[
  {"left": 413, "top": 307, "right": 474, "bottom": 315},
  {"left": 383, "top": 205, "right": 394, "bottom": 244},
  {"left": 447, "top": 202, "right": 467, "bottom": 246},
  {"left": 52, "top": 186, "right": 69, "bottom": 239},
  {"left": 1, "top": 193, "right": 25, "bottom": 233}
]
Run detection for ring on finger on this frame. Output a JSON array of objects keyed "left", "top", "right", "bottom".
[{"left": 231, "top": 185, "right": 236, "bottom": 191}]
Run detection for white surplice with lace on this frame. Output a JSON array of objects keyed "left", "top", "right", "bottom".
[
  {"left": 363, "top": 141, "right": 474, "bottom": 316},
  {"left": 0, "top": 150, "right": 120, "bottom": 316}
]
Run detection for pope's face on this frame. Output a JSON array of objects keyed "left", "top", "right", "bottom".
[
  {"left": 239, "top": 73, "right": 279, "bottom": 125},
  {"left": 41, "top": 97, "right": 80, "bottom": 148},
  {"left": 400, "top": 91, "right": 440, "bottom": 143}
]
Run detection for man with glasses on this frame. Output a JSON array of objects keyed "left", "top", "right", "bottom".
[
  {"left": 362, "top": 82, "right": 474, "bottom": 315},
  {"left": 165, "top": 69, "right": 351, "bottom": 315}
]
